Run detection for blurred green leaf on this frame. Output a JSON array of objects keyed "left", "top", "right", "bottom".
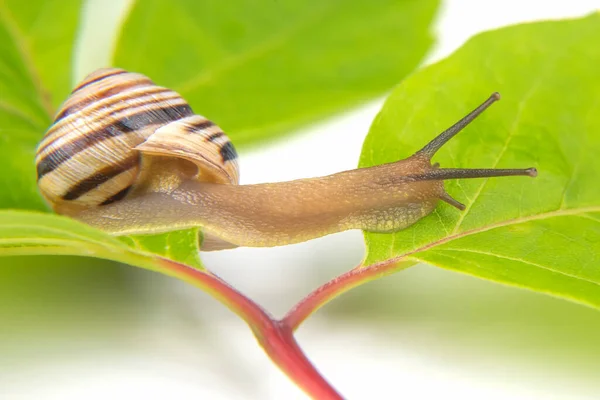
[
  {"left": 360, "top": 13, "right": 600, "bottom": 308},
  {"left": 114, "top": 0, "right": 439, "bottom": 146},
  {"left": 0, "top": 210, "right": 207, "bottom": 345},
  {"left": 0, "top": 0, "right": 82, "bottom": 210},
  {"left": 325, "top": 265, "right": 600, "bottom": 386},
  {"left": 0, "top": 255, "right": 144, "bottom": 340}
]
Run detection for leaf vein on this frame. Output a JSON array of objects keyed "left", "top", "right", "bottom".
[
  {"left": 432, "top": 248, "right": 600, "bottom": 288},
  {"left": 0, "top": 0, "right": 53, "bottom": 117},
  {"left": 0, "top": 100, "right": 46, "bottom": 129},
  {"left": 174, "top": 1, "right": 340, "bottom": 94},
  {"left": 394, "top": 206, "right": 600, "bottom": 262}
]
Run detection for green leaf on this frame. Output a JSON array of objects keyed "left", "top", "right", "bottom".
[
  {"left": 0, "top": 209, "right": 206, "bottom": 272},
  {"left": 360, "top": 13, "right": 600, "bottom": 308},
  {"left": 113, "top": 0, "right": 439, "bottom": 147},
  {"left": 0, "top": 0, "right": 82, "bottom": 210},
  {"left": 119, "top": 229, "right": 204, "bottom": 270},
  {"left": 0, "top": 210, "right": 148, "bottom": 265}
]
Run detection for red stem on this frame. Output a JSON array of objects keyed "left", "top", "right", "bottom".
[
  {"left": 283, "top": 258, "right": 410, "bottom": 331},
  {"left": 158, "top": 258, "right": 342, "bottom": 399},
  {"left": 258, "top": 321, "right": 343, "bottom": 399}
]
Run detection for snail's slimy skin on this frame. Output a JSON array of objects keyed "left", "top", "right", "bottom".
[
  {"left": 36, "top": 68, "right": 537, "bottom": 251},
  {"left": 74, "top": 155, "right": 443, "bottom": 248}
]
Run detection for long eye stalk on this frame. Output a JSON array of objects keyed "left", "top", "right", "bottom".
[
  {"left": 403, "top": 92, "right": 537, "bottom": 211},
  {"left": 408, "top": 92, "right": 537, "bottom": 181},
  {"left": 403, "top": 167, "right": 538, "bottom": 182},
  {"left": 416, "top": 92, "right": 501, "bottom": 158}
]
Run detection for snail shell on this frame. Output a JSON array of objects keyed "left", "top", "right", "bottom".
[{"left": 35, "top": 68, "right": 239, "bottom": 216}]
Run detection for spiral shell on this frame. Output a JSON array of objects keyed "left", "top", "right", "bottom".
[{"left": 35, "top": 68, "right": 239, "bottom": 214}]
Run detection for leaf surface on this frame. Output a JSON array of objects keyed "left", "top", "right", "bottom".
[
  {"left": 114, "top": 0, "right": 439, "bottom": 146},
  {"left": 0, "top": 0, "right": 82, "bottom": 210},
  {"left": 360, "top": 13, "right": 600, "bottom": 308}
]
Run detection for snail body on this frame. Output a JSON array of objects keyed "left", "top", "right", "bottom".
[{"left": 36, "top": 68, "right": 537, "bottom": 251}]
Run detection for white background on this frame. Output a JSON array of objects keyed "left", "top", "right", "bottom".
[{"left": 3, "top": 1, "right": 600, "bottom": 399}]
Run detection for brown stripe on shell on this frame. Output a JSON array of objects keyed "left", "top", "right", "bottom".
[
  {"left": 53, "top": 73, "right": 156, "bottom": 123},
  {"left": 219, "top": 141, "right": 238, "bottom": 162},
  {"left": 37, "top": 132, "right": 140, "bottom": 192},
  {"left": 182, "top": 118, "right": 214, "bottom": 133},
  {"left": 39, "top": 134, "right": 142, "bottom": 212},
  {"left": 71, "top": 68, "right": 128, "bottom": 94},
  {"left": 99, "top": 185, "right": 133, "bottom": 206},
  {"left": 38, "top": 87, "right": 182, "bottom": 154},
  {"left": 135, "top": 115, "right": 240, "bottom": 184},
  {"left": 61, "top": 155, "right": 139, "bottom": 200},
  {"left": 36, "top": 102, "right": 194, "bottom": 179},
  {"left": 171, "top": 115, "right": 224, "bottom": 139},
  {"left": 206, "top": 132, "right": 224, "bottom": 142},
  {"left": 37, "top": 94, "right": 188, "bottom": 162}
]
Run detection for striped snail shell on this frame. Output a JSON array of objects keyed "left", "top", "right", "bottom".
[{"left": 35, "top": 68, "right": 239, "bottom": 216}]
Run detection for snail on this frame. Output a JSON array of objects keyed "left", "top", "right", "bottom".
[{"left": 35, "top": 68, "right": 537, "bottom": 251}]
